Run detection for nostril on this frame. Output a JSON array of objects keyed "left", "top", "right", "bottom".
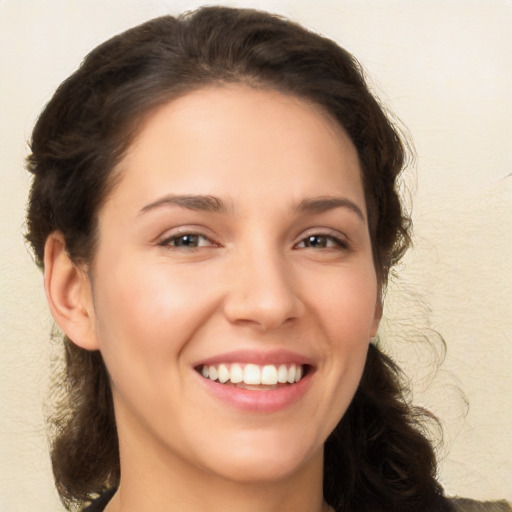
[{"left": 222, "top": 265, "right": 305, "bottom": 329}]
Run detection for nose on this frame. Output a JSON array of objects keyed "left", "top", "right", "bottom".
[{"left": 222, "top": 246, "right": 305, "bottom": 330}]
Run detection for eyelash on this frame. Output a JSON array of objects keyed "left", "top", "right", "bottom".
[
  {"left": 157, "top": 231, "right": 349, "bottom": 252},
  {"left": 158, "top": 232, "right": 216, "bottom": 250},
  {"left": 294, "top": 234, "right": 349, "bottom": 250}
]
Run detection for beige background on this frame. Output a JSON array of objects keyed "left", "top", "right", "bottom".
[{"left": 1, "top": 0, "right": 511, "bottom": 510}]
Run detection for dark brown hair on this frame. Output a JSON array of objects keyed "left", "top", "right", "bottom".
[{"left": 26, "top": 6, "right": 451, "bottom": 511}]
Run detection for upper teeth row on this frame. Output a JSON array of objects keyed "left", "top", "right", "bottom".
[{"left": 201, "top": 363, "right": 303, "bottom": 385}]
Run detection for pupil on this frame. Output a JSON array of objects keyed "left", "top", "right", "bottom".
[
  {"left": 308, "top": 236, "right": 325, "bottom": 247},
  {"left": 179, "top": 235, "right": 197, "bottom": 246}
]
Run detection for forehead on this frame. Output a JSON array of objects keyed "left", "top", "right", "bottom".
[{"left": 108, "top": 84, "right": 364, "bottom": 214}]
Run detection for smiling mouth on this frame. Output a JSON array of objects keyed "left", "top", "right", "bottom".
[{"left": 197, "top": 363, "right": 307, "bottom": 389}]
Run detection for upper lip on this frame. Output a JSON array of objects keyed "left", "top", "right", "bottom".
[{"left": 192, "top": 349, "right": 315, "bottom": 368}]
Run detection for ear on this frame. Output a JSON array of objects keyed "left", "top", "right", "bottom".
[{"left": 43, "top": 232, "right": 99, "bottom": 351}]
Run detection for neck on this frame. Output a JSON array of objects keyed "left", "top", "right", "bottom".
[
  {"left": 105, "top": 430, "right": 330, "bottom": 512},
  {"left": 107, "top": 477, "right": 331, "bottom": 512}
]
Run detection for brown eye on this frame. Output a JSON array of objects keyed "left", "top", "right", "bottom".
[
  {"left": 159, "top": 233, "right": 213, "bottom": 249},
  {"left": 297, "top": 235, "right": 347, "bottom": 249},
  {"left": 302, "top": 235, "right": 328, "bottom": 248},
  {"left": 173, "top": 234, "right": 201, "bottom": 247}
]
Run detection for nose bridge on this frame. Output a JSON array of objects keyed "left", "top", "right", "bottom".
[{"left": 223, "top": 233, "right": 303, "bottom": 329}]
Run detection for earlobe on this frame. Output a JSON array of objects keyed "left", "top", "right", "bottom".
[
  {"left": 43, "top": 232, "right": 99, "bottom": 351},
  {"left": 370, "top": 297, "right": 383, "bottom": 339}
]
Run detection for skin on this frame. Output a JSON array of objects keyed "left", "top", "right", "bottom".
[{"left": 44, "top": 85, "right": 380, "bottom": 512}]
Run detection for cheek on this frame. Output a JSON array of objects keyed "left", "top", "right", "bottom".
[
  {"left": 313, "top": 265, "right": 378, "bottom": 342},
  {"left": 309, "top": 265, "right": 377, "bottom": 415},
  {"left": 91, "top": 257, "right": 217, "bottom": 372},
  {"left": 89, "top": 257, "right": 224, "bottom": 435}
]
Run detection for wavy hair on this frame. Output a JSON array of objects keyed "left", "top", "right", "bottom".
[{"left": 26, "top": 6, "right": 451, "bottom": 511}]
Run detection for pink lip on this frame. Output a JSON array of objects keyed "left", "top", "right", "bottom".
[
  {"left": 193, "top": 349, "right": 315, "bottom": 413},
  {"left": 196, "top": 370, "right": 313, "bottom": 413},
  {"left": 193, "top": 349, "right": 314, "bottom": 367}
]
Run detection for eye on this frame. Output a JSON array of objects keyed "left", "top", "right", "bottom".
[
  {"left": 159, "top": 233, "right": 215, "bottom": 249},
  {"left": 296, "top": 234, "right": 348, "bottom": 250}
]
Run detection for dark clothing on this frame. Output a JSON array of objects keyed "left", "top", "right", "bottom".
[
  {"left": 82, "top": 487, "right": 116, "bottom": 511},
  {"left": 451, "top": 499, "right": 512, "bottom": 512}
]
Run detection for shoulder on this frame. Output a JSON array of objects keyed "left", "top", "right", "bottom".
[{"left": 450, "top": 497, "right": 512, "bottom": 512}]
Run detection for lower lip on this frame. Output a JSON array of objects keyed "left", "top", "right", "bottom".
[{"left": 196, "top": 371, "right": 313, "bottom": 413}]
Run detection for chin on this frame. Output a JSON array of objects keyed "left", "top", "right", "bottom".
[
  {"left": 211, "top": 456, "right": 317, "bottom": 485},
  {"left": 195, "top": 429, "right": 324, "bottom": 484}
]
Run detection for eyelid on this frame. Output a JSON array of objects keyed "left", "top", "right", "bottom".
[
  {"left": 298, "top": 227, "right": 349, "bottom": 240},
  {"left": 154, "top": 225, "right": 350, "bottom": 250},
  {"left": 156, "top": 226, "right": 220, "bottom": 249},
  {"left": 294, "top": 228, "right": 350, "bottom": 249}
]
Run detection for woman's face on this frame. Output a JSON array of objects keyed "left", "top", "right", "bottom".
[{"left": 85, "top": 85, "right": 380, "bottom": 484}]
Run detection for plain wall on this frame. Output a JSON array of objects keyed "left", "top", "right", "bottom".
[{"left": 1, "top": 0, "right": 510, "bottom": 510}]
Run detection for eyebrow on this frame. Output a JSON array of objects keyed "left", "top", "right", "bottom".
[
  {"left": 139, "top": 194, "right": 364, "bottom": 220},
  {"left": 295, "top": 196, "right": 365, "bottom": 221},
  {"left": 139, "top": 194, "right": 227, "bottom": 215}
]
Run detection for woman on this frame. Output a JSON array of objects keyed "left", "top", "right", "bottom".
[{"left": 25, "top": 6, "right": 510, "bottom": 512}]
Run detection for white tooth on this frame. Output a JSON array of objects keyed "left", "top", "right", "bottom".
[
  {"left": 208, "top": 365, "right": 218, "bottom": 381},
  {"left": 230, "top": 363, "right": 243, "bottom": 384},
  {"left": 287, "top": 364, "right": 296, "bottom": 383},
  {"left": 218, "top": 364, "right": 229, "bottom": 383},
  {"left": 295, "top": 365, "right": 303, "bottom": 382},
  {"left": 202, "top": 365, "right": 209, "bottom": 378},
  {"left": 243, "top": 364, "right": 261, "bottom": 385},
  {"left": 261, "top": 365, "right": 278, "bottom": 385},
  {"left": 277, "top": 364, "right": 288, "bottom": 383}
]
